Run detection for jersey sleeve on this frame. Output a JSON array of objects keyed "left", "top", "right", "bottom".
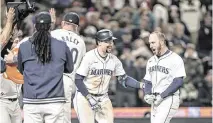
[
  {"left": 143, "top": 59, "right": 151, "bottom": 81},
  {"left": 50, "top": 30, "right": 59, "bottom": 39},
  {"left": 174, "top": 56, "right": 186, "bottom": 78},
  {"left": 78, "top": 40, "right": 86, "bottom": 63},
  {"left": 76, "top": 54, "right": 90, "bottom": 76},
  {"left": 113, "top": 56, "right": 125, "bottom": 76}
]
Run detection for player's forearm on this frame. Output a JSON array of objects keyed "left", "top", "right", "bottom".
[
  {"left": 124, "top": 76, "right": 143, "bottom": 89},
  {"left": 0, "top": 21, "right": 13, "bottom": 47},
  {"left": 143, "top": 79, "right": 152, "bottom": 95},
  {"left": 75, "top": 74, "right": 89, "bottom": 97},
  {"left": 160, "top": 77, "right": 183, "bottom": 98}
]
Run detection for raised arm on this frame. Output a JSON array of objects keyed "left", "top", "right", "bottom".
[{"left": 0, "top": 8, "right": 15, "bottom": 49}]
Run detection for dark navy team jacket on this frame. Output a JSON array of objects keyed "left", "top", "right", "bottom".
[{"left": 17, "top": 37, "right": 73, "bottom": 104}]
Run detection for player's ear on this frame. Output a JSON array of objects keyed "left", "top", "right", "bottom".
[{"left": 160, "top": 39, "right": 164, "bottom": 46}]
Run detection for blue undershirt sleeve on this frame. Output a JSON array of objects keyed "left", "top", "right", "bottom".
[
  {"left": 117, "top": 75, "right": 141, "bottom": 89},
  {"left": 160, "top": 77, "right": 184, "bottom": 98},
  {"left": 75, "top": 74, "right": 89, "bottom": 97},
  {"left": 143, "top": 79, "right": 152, "bottom": 95},
  {"left": 125, "top": 76, "right": 141, "bottom": 88}
]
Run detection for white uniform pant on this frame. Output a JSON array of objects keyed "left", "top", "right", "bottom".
[
  {"left": 0, "top": 98, "right": 22, "bottom": 123},
  {"left": 73, "top": 91, "right": 114, "bottom": 123},
  {"left": 23, "top": 103, "right": 65, "bottom": 123},
  {"left": 63, "top": 75, "right": 76, "bottom": 123},
  {"left": 151, "top": 95, "right": 180, "bottom": 123}
]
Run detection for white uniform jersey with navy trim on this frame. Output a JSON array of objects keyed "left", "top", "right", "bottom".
[
  {"left": 0, "top": 37, "right": 29, "bottom": 98},
  {"left": 76, "top": 48, "right": 125, "bottom": 94},
  {"left": 51, "top": 29, "right": 86, "bottom": 78},
  {"left": 144, "top": 50, "right": 186, "bottom": 95}
]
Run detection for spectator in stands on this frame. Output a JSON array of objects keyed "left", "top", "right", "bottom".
[
  {"left": 131, "top": 38, "right": 152, "bottom": 59},
  {"left": 115, "top": 47, "right": 137, "bottom": 107},
  {"left": 184, "top": 43, "right": 204, "bottom": 88},
  {"left": 168, "top": 5, "right": 191, "bottom": 37},
  {"left": 197, "top": 11, "right": 212, "bottom": 58},
  {"left": 134, "top": 55, "right": 148, "bottom": 107},
  {"left": 197, "top": 69, "right": 212, "bottom": 106},
  {"left": 171, "top": 22, "right": 191, "bottom": 47},
  {"left": 132, "top": 1, "right": 156, "bottom": 32},
  {"left": 113, "top": 20, "right": 130, "bottom": 56},
  {"left": 152, "top": 0, "right": 168, "bottom": 28}
]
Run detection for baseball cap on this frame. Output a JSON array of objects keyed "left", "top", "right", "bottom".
[
  {"left": 35, "top": 12, "right": 51, "bottom": 24},
  {"left": 63, "top": 12, "right": 79, "bottom": 26}
]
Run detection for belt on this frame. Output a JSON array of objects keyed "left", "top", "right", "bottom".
[
  {"left": 151, "top": 93, "right": 160, "bottom": 96},
  {"left": 8, "top": 98, "right": 18, "bottom": 102},
  {"left": 77, "top": 90, "right": 104, "bottom": 97},
  {"left": 90, "top": 93, "right": 104, "bottom": 97}
]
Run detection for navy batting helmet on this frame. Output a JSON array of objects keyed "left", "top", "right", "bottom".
[
  {"left": 63, "top": 12, "right": 79, "bottom": 26},
  {"left": 96, "top": 29, "right": 117, "bottom": 45}
]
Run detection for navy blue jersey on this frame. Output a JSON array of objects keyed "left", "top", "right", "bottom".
[{"left": 17, "top": 37, "right": 73, "bottom": 104}]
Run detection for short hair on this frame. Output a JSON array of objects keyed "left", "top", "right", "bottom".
[
  {"left": 151, "top": 31, "right": 166, "bottom": 42},
  {"left": 150, "top": 31, "right": 169, "bottom": 47}
]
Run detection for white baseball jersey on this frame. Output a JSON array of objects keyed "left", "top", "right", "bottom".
[
  {"left": 76, "top": 48, "right": 125, "bottom": 94},
  {"left": 0, "top": 37, "right": 28, "bottom": 99},
  {"left": 51, "top": 29, "right": 86, "bottom": 78},
  {"left": 144, "top": 50, "right": 186, "bottom": 95}
]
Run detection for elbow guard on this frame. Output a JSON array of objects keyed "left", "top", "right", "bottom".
[{"left": 117, "top": 74, "right": 128, "bottom": 88}]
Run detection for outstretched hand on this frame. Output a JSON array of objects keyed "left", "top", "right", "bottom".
[
  {"left": 7, "top": 8, "right": 15, "bottom": 23},
  {"left": 49, "top": 8, "right": 56, "bottom": 24}
]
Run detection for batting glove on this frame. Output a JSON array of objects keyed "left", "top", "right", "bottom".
[
  {"left": 144, "top": 94, "right": 155, "bottom": 105},
  {"left": 86, "top": 94, "right": 102, "bottom": 112},
  {"left": 154, "top": 95, "right": 163, "bottom": 106}
]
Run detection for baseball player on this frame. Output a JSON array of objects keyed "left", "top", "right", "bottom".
[
  {"left": 51, "top": 12, "right": 86, "bottom": 123},
  {"left": 143, "top": 31, "right": 186, "bottom": 123},
  {"left": 17, "top": 12, "right": 74, "bottom": 123},
  {"left": 73, "top": 29, "right": 143, "bottom": 123},
  {"left": 0, "top": 7, "right": 22, "bottom": 123},
  {"left": 0, "top": 65, "right": 22, "bottom": 123}
]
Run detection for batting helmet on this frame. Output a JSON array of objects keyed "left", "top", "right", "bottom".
[
  {"left": 63, "top": 12, "right": 80, "bottom": 26},
  {"left": 35, "top": 12, "right": 51, "bottom": 24},
  {"left": 96, "top": 29, "right": 117, "bottom": 45}
]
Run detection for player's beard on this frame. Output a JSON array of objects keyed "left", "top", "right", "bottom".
[
  {"left": 156, "top": 43, "right": 162, "bottom": 56},
  {"left": 152, "top": 43, "right": 162, "bottom": 56}
]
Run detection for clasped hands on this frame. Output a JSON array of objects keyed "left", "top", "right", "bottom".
[
  {"left": 144, "top": 94, "right": 163, "bottom": 106},
  {"left": 86, "top": 94, "right": 102, "bottom": 112}
]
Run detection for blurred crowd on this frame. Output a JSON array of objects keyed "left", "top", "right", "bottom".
[{"left": 1, "top": 0, "right": 212, "bottom": 107}]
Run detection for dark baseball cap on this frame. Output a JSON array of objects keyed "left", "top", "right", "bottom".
[
  {"left": 63, "top": 12, "right": 79, "bottom": 26},
  {"left": 35, "top": 12, "right": 51, "bottom": 24}
]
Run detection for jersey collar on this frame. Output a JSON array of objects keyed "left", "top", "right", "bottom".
[
  {"left": 94, "top": 48, "right": 110, "bottom": 63},
  {"left": 154, "top": 50, "right": 173, "bottom": 60}
]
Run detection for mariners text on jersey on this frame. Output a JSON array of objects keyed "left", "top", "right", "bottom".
[
  {"left": 61, "top": 35, "right": 79, "bottom": 45},
  {"left": 90, "top": 69, "right": 113, "bottom": 76},
  {"left": 148, "top": 65, "right": 169, "bottom": 74}
]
